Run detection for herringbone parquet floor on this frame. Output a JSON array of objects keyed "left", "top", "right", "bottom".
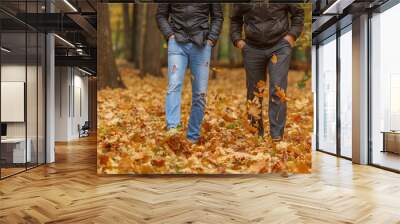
[{"left": 1, "top": 136, "right": 400, "bottom": 224}]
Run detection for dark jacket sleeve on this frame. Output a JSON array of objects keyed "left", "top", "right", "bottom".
[
  {"left": 208, "top": 4, "right": 224, "bottom": 44},
  {"left": 230, "top": 4, "right": 245, "bottom": 46},
  {"left": 156, "top": 4, "right": 174, "bottom": 39},
  {"left": 287, "top": 4, "right": 304, "bottom": 39}
]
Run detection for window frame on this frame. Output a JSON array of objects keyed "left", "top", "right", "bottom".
[
  {"left": 315, "top": 20, "right": 353, "bottom": 161},
  {"left": 367, "top": 0, "right": 400, "bottom": 173}
]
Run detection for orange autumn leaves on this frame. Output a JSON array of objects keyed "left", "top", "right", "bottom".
[
  {"left": 271, "top": 54, "right": 278, "bottom": 64},
  {"left": 252, "top": 80, "right": 288, "bottom": 102},
  {"left": 97, "top": 65, "right": 313, "bottom": 174},
  {"left": 248, "top": 80, "right": 288, "bottom": 123}
]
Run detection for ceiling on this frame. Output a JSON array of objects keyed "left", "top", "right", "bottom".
[
  {"left": 312, "top": 0, "right": 391, "bottom": 43},
  {"left": 0, "top": 0, "right": 97, "bottom": 74}
]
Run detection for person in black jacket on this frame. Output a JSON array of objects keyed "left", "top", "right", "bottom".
[
  {"left": 230, "top": 4, "right": 304, "bottom": 141},
  {"left": 156, "top": 4, "right": 223, "bottom": 143}
]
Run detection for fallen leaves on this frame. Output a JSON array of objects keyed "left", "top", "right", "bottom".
[
  {"left": 256, "top": 80, "right": 266, "bottom": 92},
  {"left": 151, "top": 159, "right": 166, "bottom": 167},
  {"left": 253, "top": 80, "right": 265, "bottom": 98},
  {"left": 271, "top": 54, "right": 278, "bottom": 64},
  {"left": 249, "top": 159, "right": 270, "bottom": 173},
  {"left": 275, "top": 85, "right": 289, "bottom": 103},
  {"left": 241, "top": 118, "right": 259, "bottom": 134},
  {"left": 247, "top": 98, "right": 262, "bottom": 120},
  {"left": 97, "top": 64, "right": 313, "bottom": 174}
]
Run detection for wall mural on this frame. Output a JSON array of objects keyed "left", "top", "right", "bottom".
[{"left": 97, "top": 3, "right": 313, "bottom": 175}]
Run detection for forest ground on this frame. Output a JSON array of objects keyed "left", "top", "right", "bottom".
[{"left": 97, "top": 62, "right": 313, "bottom": 174}]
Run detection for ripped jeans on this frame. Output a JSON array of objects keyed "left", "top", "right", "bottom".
[{"left": 166, "top": 38, "right": 212, "bottom": 141}]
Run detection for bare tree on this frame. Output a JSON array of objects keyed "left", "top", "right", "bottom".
[
  {"left": 227, "top": 4, "right": 234, "bottom": 65},
  {"left": 130, "top": 4, "right": 136, "bottom": 63},
  {"left": 210, "top": 42, "right": 220, "bottom": 80},
  {"left": 142, "top": 5, "right": 162, "bottom": 77},
  {"left": 123, "top": 4, "right": 131, "bottom": 60},
  {"left": 115, "top": 19, "right": 121, "bottom": 52},
  {"left": 133, "top": 4, "right": 147, "bottom": 72},
  {"left": 97, "top": 3, "right": 125, "bottom": 89}
]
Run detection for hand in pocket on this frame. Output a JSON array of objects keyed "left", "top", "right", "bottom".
[{"left": 283, "top": 35, "right": 295, "bottom": 47}]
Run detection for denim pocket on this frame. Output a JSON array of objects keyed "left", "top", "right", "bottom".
[
  {"left": 168, "top": 38, "right": 177, "bottom": 52},
  {"left": 168, "top": 37, "right": 176, "bottom": 44}
]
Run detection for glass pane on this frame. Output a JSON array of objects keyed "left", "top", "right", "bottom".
[
  {"left": 1, "top": 31, "right": 27, "bottom": 177},
  {"left": 1, "top": 0, "right": 46, "bottom": 178},
  {"left": 371, "top": 4, "right": 400, "bottom": 171},
  {"left": 318, "top": 36, "right": 337, "bottom": 154},
  {"left": 26, "top": 0, "right": 38, "bottom": 169},
  {"left": 38, "top": 33, "right": 45, "bottom": 165},
  {"left": 27, "top": 31, "right": 38, "bottom": 169},
  {"left": 340, "top": 28, "right": 352, "bottom": 158}
]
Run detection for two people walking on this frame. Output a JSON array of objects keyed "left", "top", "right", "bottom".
[{"left": 156, "top": 4, "right": 305, "bottom": 143}]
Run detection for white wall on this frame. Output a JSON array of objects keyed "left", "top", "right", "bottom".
[
  {"left": 1, "top": 65, "right": 26, "bottom": 81},
  {"left": 1, "top": 65, "right": 26, "bottom": 139},
  {"left": 54, "top": 67, "right": 89, "bottom": 141},
  {"left": 1, "top": 65, "right": 41, "bottom": 138},
  {"left": 55, "top": 66, "right": 69, "bottom": 141},
  {"left": 72, "top": 72, "right": 89, "bottom": 138}
]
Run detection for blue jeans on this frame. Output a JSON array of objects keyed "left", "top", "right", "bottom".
[{"left": 166, "top": 38, "right": 212, "bottom": 141}]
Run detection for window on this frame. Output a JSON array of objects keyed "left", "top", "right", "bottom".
[
  {"left": 317, "top": 35, "right": 337, "bottom": 154},
  {"left": 0, "top": 1, "right": 47, "bottom": 179},
  {"left": 339, "top": 27, "right": 352, "bottom": 158},
  {"left": 370, "top": 3, "right": 400, "bottom": 171}
]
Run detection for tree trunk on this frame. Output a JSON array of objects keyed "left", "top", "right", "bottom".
[
  {"left": 305, "top": 46, "right": 311, "bottom": 78},
  {"left": 123, "top": 4, "right": 131, "bottom": 60},
  {"left": 227, "top": 4, "right": 233, "bottom": 65},
  {"left": 115, "top": 20, "right": 121, "bottom": 53},
  {"left": 227, "top": 5, "right": 242, "bottom": 66},
  {"left": 97, "top": 3, "right": 125, "bottom": 89},
  {"left": 133, "top": 4, "right": 147, "bottom": 72},
  {"left": 142, "top": 5, "right": 162, "bottom": 77},
  {"left": 210, "top": 42, "right": 220, "bottom": 79},
  {"left": 129, "top": 4, "right": 136, "bottom": 62}
]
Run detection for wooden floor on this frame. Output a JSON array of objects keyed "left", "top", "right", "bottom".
[
  {"left": 1, "top": 136, "right": 400, "bottom": 224},
  {"left": 372, "top": 150, "right": 400, "bottom": 171},
  {"left": 0, "top": 167, "right": 26, "bottom": 178}
]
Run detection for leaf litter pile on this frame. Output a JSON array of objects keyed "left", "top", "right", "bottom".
[{"left": 98, "top": 64, "right": 313, "bottom": 174}]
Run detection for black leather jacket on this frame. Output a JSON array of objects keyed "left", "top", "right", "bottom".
[
  {"left": 156, "top": 4, "right": 223, "bottom": 47},
  {"left": 230, "top": 4, "right": 304, "bottom": 49}
]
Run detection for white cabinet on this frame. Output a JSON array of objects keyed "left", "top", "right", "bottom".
[{"left": 1, "top": 138, "right": 32, "bottom": 163}]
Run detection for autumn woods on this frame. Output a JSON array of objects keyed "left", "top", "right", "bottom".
[
  {"left": 98, "top": 4, "right": 161, "bottom": 89},
  {"left": 97, "top": 3, "right": 313, "bottom": 174}
]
